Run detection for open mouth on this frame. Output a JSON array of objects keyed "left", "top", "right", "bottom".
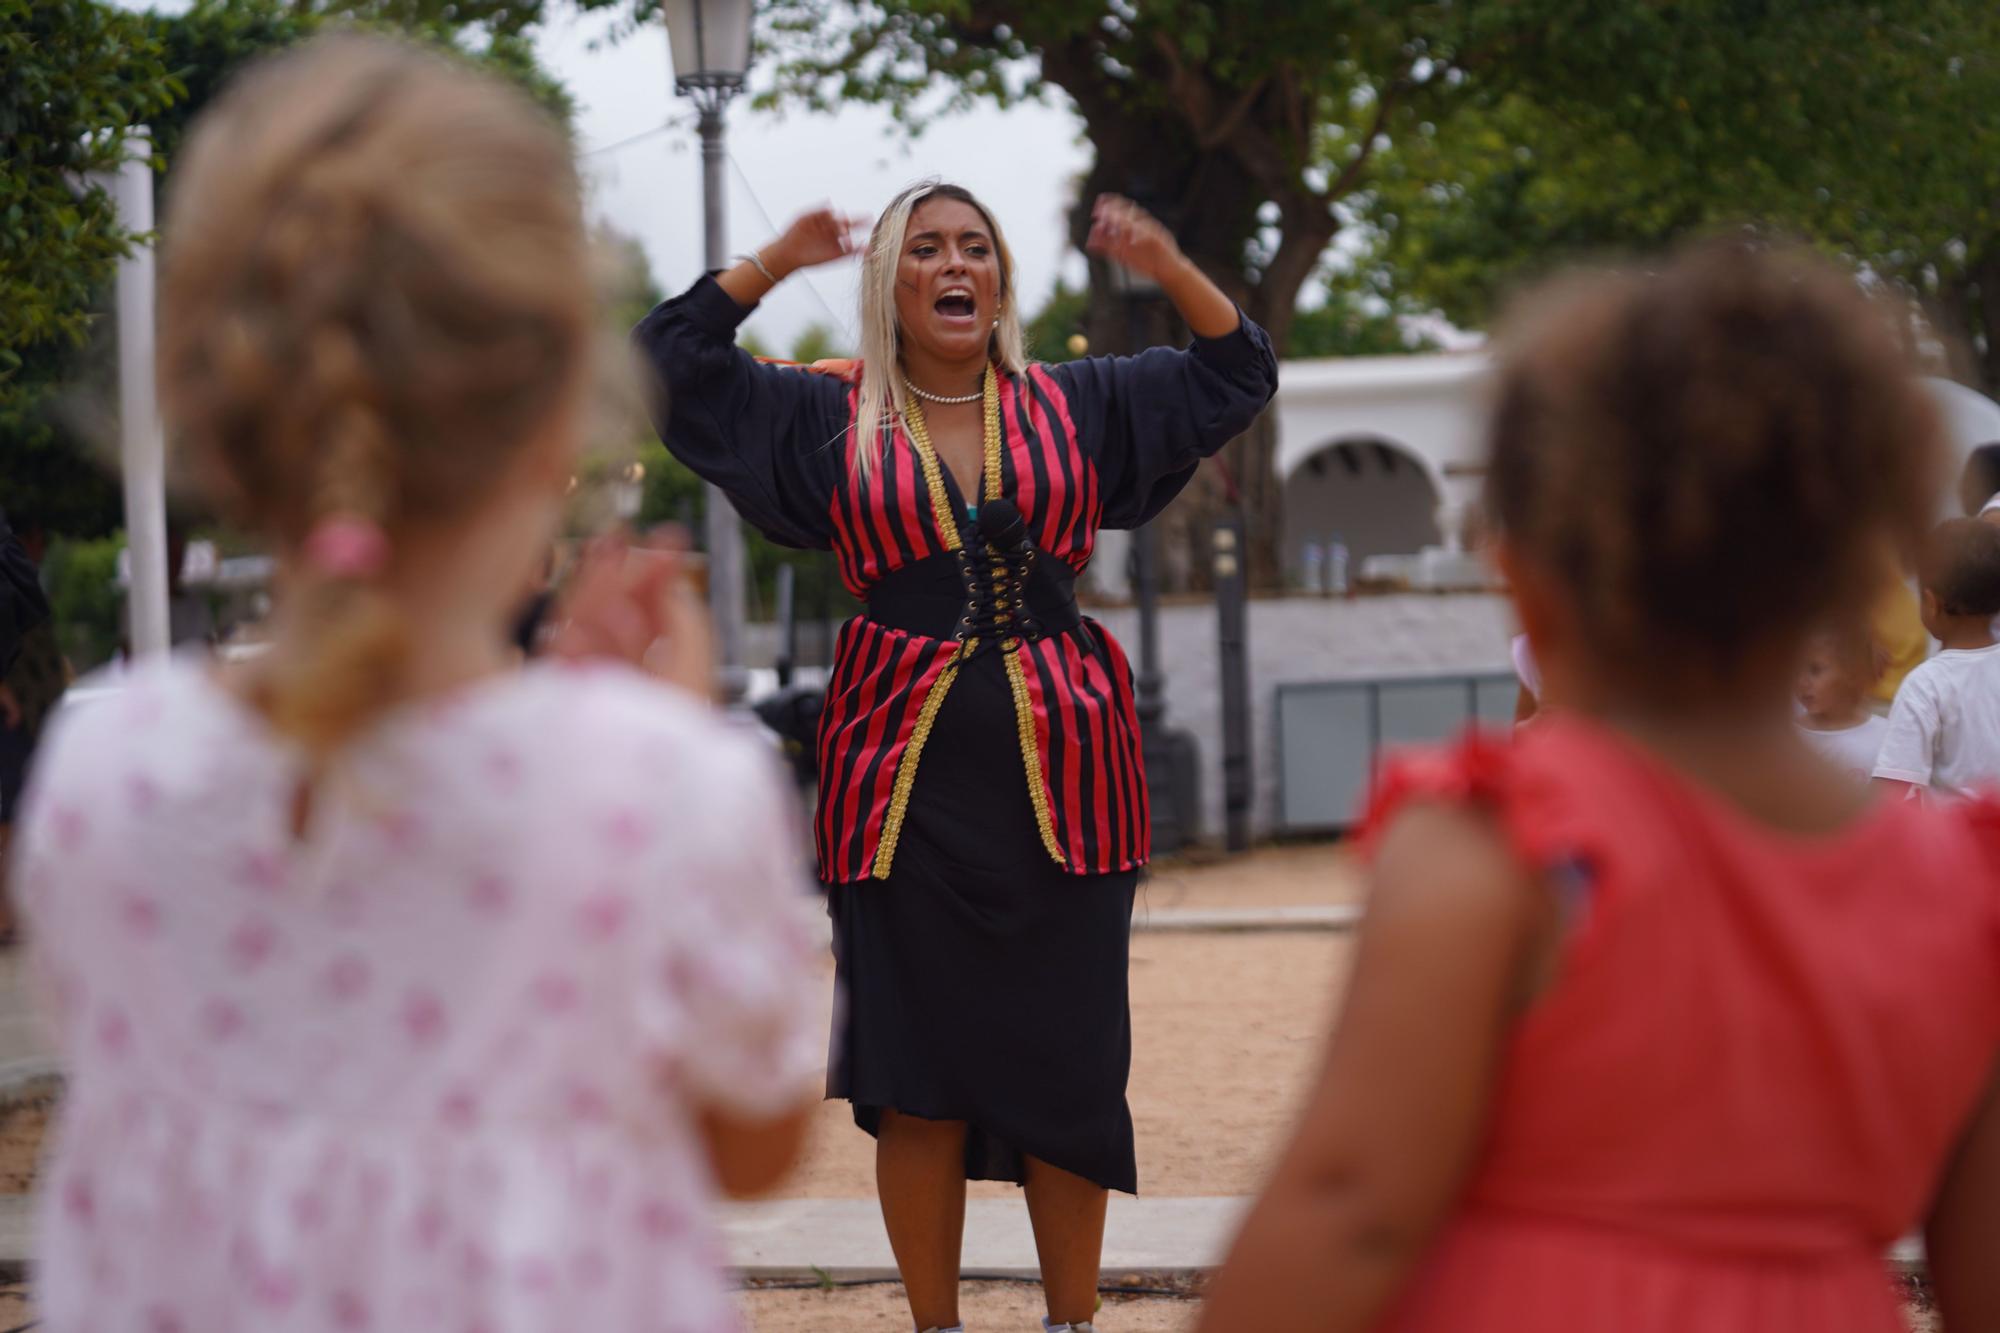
[{"left": 934, "top": 288, "right": 977, "bottom": 321}]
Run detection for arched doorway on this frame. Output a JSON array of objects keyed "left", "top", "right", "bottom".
[{"left": 1280, "top": 438, "right": 1443, "bottom": 586}]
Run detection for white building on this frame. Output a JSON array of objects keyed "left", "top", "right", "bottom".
[{"left": 1271, "top": 355, "right": 2000, "bottom": 582}]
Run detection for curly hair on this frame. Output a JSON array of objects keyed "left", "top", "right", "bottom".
[
  {"left": 1920, "top": 519, "right": 2000, "bottom": 618},
  {"left": 1487, "top": 243, "right": 1941, "bottom": 704},
  {"left": 159, "top": 34, "right": 589, "bottom": 754}
]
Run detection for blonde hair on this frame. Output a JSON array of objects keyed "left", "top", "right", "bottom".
[
  {"left": 853, "top": 180, "right": 1028, "bottom": 476},
  {"left": 159, "top": 34, "right": 590, "bottom": 756}
]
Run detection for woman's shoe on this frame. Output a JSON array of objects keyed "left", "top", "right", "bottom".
[{"left": 1041, "top": 1321, "right": 1096, "bottom": 1332}]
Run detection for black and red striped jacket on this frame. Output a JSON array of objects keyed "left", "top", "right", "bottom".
[{"left": 636, "top": 276, "right": 1277, "bottom": 883}]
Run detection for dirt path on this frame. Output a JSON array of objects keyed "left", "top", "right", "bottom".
[{"left": 808, "top": 842, "right": 1356, "bottom": 1200}]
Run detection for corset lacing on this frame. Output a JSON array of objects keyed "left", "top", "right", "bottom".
[{"left": 871, "top": 371, "right": 1069, "bottom": 878}]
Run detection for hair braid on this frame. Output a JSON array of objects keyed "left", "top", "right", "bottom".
[{"left": 160, "top": 34, "right": 589, "bottom": 755}]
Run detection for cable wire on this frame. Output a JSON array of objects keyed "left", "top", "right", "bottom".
[
  {"left": 579, "top": 116, "right": 692, "bottom": 159},
  {"left": 726, "top": 152, "right": 859, "bottom": 344}
]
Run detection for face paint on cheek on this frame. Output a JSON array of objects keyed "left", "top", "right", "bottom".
[{"left": 896, "top": 277, "right": 922, "bottom": 295}]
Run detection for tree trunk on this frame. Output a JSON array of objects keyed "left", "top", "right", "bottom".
[{"left": 1034, "top": 34, "right": 1334, "bottom": 591}]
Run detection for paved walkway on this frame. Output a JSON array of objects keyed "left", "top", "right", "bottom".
[
  {"left": 1134, "top": 904, "right": 1359, "bottom": 933},
  {"left": 722, "top": 1196, "right": 1247, "bottom": 1280}
]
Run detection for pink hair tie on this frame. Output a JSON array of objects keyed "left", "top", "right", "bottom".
[{"left": 302, "top": 515, "right": 391, "bottom": 579}]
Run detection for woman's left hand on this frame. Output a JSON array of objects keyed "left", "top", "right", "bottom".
[
  {"left": 549, "top": 526, "right": 715, "bottom": 700},
  {"left": 1086, "top": 194, "right": 1183, "bottom": 285}
]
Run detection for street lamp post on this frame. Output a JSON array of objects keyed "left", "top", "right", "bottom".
[
  {"left": 664, "top": 0, "right": 754, "bottom": 702},
  {"left": 1107, "top": 257, "right": 1196, "bottom": 850}
]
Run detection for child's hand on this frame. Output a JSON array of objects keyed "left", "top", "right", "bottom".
[{"left": 549, "top": 527, "right": 715, "bottom": 700}]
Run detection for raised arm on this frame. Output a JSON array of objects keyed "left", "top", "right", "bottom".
[
  {"left": 1053, "top": 196, "right": 1279, "bottom": 528},
  {"left": 630, "top": 208, "right": 868, "bottom": 550}
]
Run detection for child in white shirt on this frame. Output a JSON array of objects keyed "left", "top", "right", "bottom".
[
  {"left": 1873, "top": 519, "right": 2000, "bottom": 799},
  {"left": 1795, "top": 624, "right": 1887, "bottom": 781}
]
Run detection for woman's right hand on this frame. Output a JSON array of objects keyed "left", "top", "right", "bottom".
[{"left": 765, "top": 206, "right": 869, "bottom": 278}]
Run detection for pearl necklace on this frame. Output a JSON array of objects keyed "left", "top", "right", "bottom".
[{"left": 904, "top": 378, "right": 983, "bottom": 406}]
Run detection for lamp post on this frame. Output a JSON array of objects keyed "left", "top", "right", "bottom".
[
  {"left": 113, "top": 134, "right": 170, "bottom": 661},
  {"left": 1107, "top": 256, "right": 1196, "bottom": 849},
  {"left": 665, "top": 0, "right": 754, "bottom": 702}
]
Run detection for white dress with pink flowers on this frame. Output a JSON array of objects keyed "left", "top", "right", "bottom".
[{"left": 13, "top": 657, "right": 823, "bottom": 1333}]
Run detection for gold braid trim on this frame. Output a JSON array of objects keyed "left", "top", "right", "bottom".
[
  {"left": 985, "top": 374, "right": 1066, "bottom": 866},
  {"left": 870, "top": 658, "right": 960, "bottom": 880},
  {"left": 901, "top": 393, "right": 964, "bottom": 553},
  {"left": 871, "top": 366, "right": 1066, "bottom": 878},
  {"left": 872, "top": 379, "right": 971, "bottom": 878},
  {"left": 1006, "top": 645, "right": 1068, "bottom": 866}
]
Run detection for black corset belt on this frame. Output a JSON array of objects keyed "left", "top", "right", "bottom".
[{"left": 865, "top": 505, "right": 1084, "bottom": 652}]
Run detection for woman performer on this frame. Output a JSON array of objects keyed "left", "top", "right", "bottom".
[{"left": 636, "top": 182, "right": 1277, "bottom": 1333}]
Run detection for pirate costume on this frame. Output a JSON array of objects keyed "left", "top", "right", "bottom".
[{"left": 636, "top": 275, "right": 1275, "bottom": 1192}]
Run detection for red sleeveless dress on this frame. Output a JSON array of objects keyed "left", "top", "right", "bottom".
[{"left": 1366, "top": 718, "right": 2000, "bottom": 1333}]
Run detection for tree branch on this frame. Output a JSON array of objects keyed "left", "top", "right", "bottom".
[{"left": 1326, "top": 73, "right": 1411, "bottom": 202}]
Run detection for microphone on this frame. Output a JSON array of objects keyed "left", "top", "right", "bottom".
[{"left": 976, "top": 496, "right": 1027, "bottom": 552}]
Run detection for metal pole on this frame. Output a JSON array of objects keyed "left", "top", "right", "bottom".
[
  {"left": 773, "top": 562, "right": 796, "bottom": 689},
  {"left": 1124, "top": 290, "right": 1185, "bottom": 850},
  {"left": 1215, "top": 513, "right": 1252, "bottom": 852},
  {"left": 114, "top": 137, "right": 170, "bottom": 660},
  {"left": 697, "top": 101, "right": 748, "bottom": 702},
  {"left": 1132, "top": 523, "right": 1165, "bottom": 732},
  {"left": 1129, "top": 298, "right": 1166, "bottom": 735}
]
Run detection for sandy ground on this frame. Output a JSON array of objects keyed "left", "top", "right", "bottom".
[
  {"left": 787, "top": 843, "right": 1358, "bottom": 1201},
  {"left": 0, "top": 1098, "right": 48, "bottom": 1194},
  {"left": 1137, "top": 842, "right": 1363, "bottom": 911},
  {"left": 743, "top": 1279, "right": 1200, "bottom": 1332},
  {"left": 0, "top": 842, "right": 1933, "bottom": 1331},
  {"left": 787, "top": 930, "right": 1350, "bottom": 1201},
  {"left": 755, "top": 849, "right": 1357, "bottom": 1328}
]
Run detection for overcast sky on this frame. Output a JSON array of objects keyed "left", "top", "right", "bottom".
[
  {"left": 539, "top": 7, "right": 1092, "bottom": 354},
  {"left": 121, "top": 1, "right": 1093, "bottom": 354}
]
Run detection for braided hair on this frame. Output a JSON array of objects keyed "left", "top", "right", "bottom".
[{"left": 159, "top": 34, "right": 590, "bottom": 753}]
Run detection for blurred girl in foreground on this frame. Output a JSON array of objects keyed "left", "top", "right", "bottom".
[
  {"left": 1201, "top": 245, "right": 2000, "bottom": 1333},
  {"left": 13, "top": 35, "right": 820, "bottom": 1330}
]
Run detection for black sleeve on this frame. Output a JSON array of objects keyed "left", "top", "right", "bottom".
[
  {"left": 632, "top": 275, "right": 849, "bottom": 550},
  {"left": 1051, "top": 311, "right": 1279, "bottom": 529},
  {"left": 0, "top": 511, "right": 49, "bottom": 679}
]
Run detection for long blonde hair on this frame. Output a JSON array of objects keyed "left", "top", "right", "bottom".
[
  {"left": 159, "top": 34, "right": 590, "bottom": 754},
  {"left": 853, "top": 180, "right": 1028, "bottom": 477}
]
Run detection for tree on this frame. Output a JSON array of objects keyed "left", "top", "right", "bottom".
[
  {"left": 754, "top": 0, "right": 1945, "bottom": 585},
  {"left": 1288, "top": 279, "right": 1436, "bottom": 360},
  {"left": 1, "top": 0, "right": 180, "bottom": 533},
  {"left": 3, "top": 0, "right": 574, "bottom": 538},
  {"left": 1354, "top": 6, "right": 2000, "bottom": 385},
  {"left": 1025, "top": 280, "right": 1089, "bottom": 363},
  {"left": 788, "top": 322, "right": 848, "bottom": 365}
]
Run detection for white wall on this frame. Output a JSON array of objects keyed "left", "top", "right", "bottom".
[{"left": 1092, "top": 593, "right": 1515, "bottom": 839}]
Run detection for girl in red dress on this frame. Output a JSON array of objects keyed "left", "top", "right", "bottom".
[{"left": 1201, "top": 245, "right": 2000, "bottom": 1333}]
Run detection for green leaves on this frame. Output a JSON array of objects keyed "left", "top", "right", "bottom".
[
  {"left": 1348, "top": 0, "right": 2000, "bottom": 369},
  {"left": 5, "top": 0, "right": 580, "bottom": 537}
]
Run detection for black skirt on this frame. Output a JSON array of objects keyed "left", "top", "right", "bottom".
[{"left": 825, "top": 646, "right": 1139, "bottom": 1194}]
